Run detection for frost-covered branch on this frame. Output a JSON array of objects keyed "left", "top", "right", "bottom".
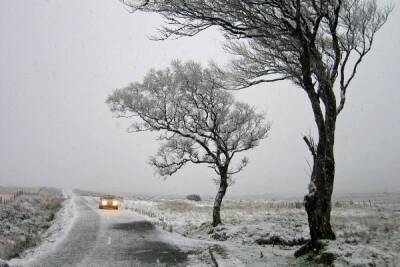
[
  {"left": 107, "top": 60, "right": 270, "bottom": 179},
  {"left": 107, "top": 60, "right": 271, "bottom": 227}
]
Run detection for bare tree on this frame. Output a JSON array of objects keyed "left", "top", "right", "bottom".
[
  {"left": 122, "top": 0, "right": 392, "bottom": 253},
  {"left": 107, "top": 61, "right": 270, "bottom": 227}
]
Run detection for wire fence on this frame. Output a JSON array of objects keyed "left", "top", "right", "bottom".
[
  {"left": 262, "top": 200, "right": 376, "bottom": 209},
  {"left": 0, "top": 190, "right": 26, "bottom": 205}
]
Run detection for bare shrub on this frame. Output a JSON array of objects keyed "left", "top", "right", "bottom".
[{"left": 186, "top": 194, "right": 201, "bottom": 202}]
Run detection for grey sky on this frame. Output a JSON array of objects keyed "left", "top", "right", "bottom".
[{"left": 0, "top": 0, "right": 399, "bottom": 196}]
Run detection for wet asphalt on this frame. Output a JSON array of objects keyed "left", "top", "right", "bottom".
[{"left": 26, "top": 196, "right": 194, "bottom": 267}]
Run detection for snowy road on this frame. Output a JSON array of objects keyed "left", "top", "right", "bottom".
[{"left": 24, "top": 196, "right": 200, "bottom": 267}]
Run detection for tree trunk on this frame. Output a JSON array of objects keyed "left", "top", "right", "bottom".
[
  {"left": 296, "top": 88, "right": 337, "bottom": 257},
  {"left": 212, "top": 172, "right": 228, "bottom": 227},
  {"left": 304, "top": 146, "right": 336, "bottom": 242}
]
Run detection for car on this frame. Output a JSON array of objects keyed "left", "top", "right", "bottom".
[{"left": 99, "top": 195, "right": 119, "bottom": 210}]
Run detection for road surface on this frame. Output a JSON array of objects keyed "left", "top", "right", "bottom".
[{"left": 24, "top": 196, "right": 205, "bottom": 267}]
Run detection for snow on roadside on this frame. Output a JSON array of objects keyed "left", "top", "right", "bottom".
[
  {"left": 121, "top": 194, "right": 400, "bottom": 266},
  {"left": 122, "top": 197, "right": 309, "bottom": 246},
  {"left": 8, "top": 190, "right": 77, "bottom": 266},
  {"left": 121, "top": 197, "right": 304, "bottom": 266}
]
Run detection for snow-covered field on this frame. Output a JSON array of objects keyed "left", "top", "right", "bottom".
[
  {"left": 0, "top": 187, "right": 67, "bottom": 262},
  {"left": 1, "top": 188, "right": 398, "bottom": 266},
  {"left": 122, "top": 193, "right": 400, "bottom": 266}
]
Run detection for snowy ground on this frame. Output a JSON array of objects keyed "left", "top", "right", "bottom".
[
  {"left": 1, "top": 189, "right": 398, "bottom": 266},
  {"left": 0, "top": 187, "right": 71, "bottom": 263},
  {"left": 121, "top": 192, "right": 400, "bottom": 266}
]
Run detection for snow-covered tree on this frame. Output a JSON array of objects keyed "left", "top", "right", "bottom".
[
  {"left": 122, "top": 0, "right": 392, "bottom": 253},
  {"left": 107, "top": 61, "right": 270, "bottom": 226}
]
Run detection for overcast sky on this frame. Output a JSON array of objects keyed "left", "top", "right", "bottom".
[{"left": 0, "top": 0, "right": 399, "bottom": 197}]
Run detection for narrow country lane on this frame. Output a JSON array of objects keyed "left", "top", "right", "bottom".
[{"left": 24, "top": 196, "right": 201, "bottom": 267}]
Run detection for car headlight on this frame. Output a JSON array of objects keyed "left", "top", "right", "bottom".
[
  {"left": 112, "top": 200, "right": 118, "bottom": 206},
  {"left": 101, "top": 200, "right": 107, "bottom": 205}
]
